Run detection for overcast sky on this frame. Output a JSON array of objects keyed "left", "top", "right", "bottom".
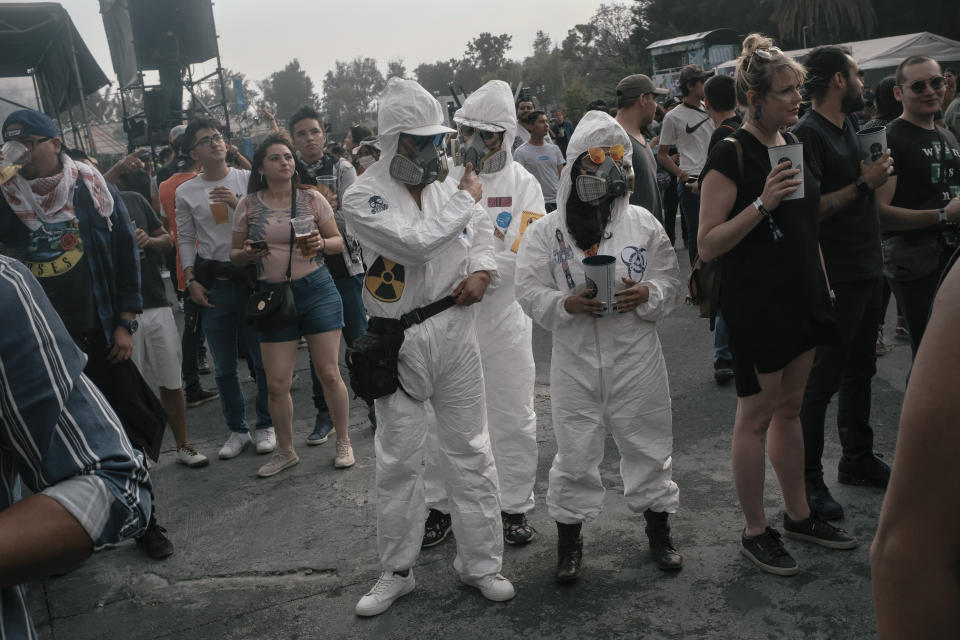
[{"left": 16, "top": 0, "right": 617, "bottom": 93}]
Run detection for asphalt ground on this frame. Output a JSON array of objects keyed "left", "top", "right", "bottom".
[{"left": 27, "top": 246, "right": 910, "bottom": 639}]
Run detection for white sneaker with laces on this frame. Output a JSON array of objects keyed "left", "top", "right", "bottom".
[
  {"left": 334, "top": 439, "right": 355, "bottom": 468},
  {"left": 255, "top": 427, "right": 277, "bottom": 454},
  {"left": 355, "top": 570, "right": 415, "bottom": 617},
  {"left": 176, "top": 443, "right": 209, "bottom": 467},
  {"left": 460, "top": 573, "right": 515, "bottom": 602},
  {"left": 218, "top": 432, "right": 251, "bottom": 459}
]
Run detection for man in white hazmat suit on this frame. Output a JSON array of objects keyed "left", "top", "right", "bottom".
[
  {"left": 342, "top": 77, "right": 515, "bottom": 616},
  {"left": 515, "top": 110, "right": 684, "bottom": 581},
  {"left": 422, "top": 80, "right": 546, "bottom": 548}
]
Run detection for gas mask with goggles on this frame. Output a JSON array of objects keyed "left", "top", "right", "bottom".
[
  {"left": 453, "top": 124, "right": 507, "bottom": 174},
  {"left": 389, "top": 133, "right": 449, "bottom": 186},
  {"left": 575, "top": 145, "right": 634, "bottom": 205}
]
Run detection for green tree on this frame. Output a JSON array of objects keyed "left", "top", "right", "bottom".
[
  {"left": 414, "top": 59, "right": 460, "bottom": 96},
  {"left": 320, "top": 57, "right": 384, "bottom": 134},
  {"left": 387, "top": 60, "right": 407, "bottom": 79},
  {"left": 771, "top": 0, "right": 877, "bottom": 45},
  {"left": 260, "top": 59, "right": 317, "bottom": 121},
  {"left": 464, "top": 33, "right": 513, "bottom": 74}
]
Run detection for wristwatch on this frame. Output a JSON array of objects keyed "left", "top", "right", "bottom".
[
  {"left": 939, "top": 207, "right": 948, "bottom": 224},
  {"left": 117, "top": 318, "right": 139, "bottom": 334},
  {"left": 854, "top": 177, "right": 871, "bottom": 196}
]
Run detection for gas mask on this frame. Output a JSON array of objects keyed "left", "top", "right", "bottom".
[
  {"left": 575, "top": 145, "right": 632, "bottom": 205},
  {"left": 454, "top": 125, "right": 507, "bottom": 174},
  {"left": 357, "top": 154, "right": 377, "bottom": 170},
  {"left": 389, "top": 133, "right": 449, "bottom": 186}
]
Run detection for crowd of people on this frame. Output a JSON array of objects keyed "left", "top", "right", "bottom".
[{"left": 1, "top": 29, "right": 959, "bottom": 637}]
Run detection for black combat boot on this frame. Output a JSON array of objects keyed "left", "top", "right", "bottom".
[
  {"left": 644, "top": 509, "right": 682, "bottom": 571},
  {"left": 556, "top": 521, "right": 583, "bottom": 582}
]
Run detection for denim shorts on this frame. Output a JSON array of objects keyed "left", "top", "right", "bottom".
[{"left": 258, "top": 267, "right": 344, "bottom": 343}]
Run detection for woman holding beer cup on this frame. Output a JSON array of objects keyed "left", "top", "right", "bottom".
[
  {"left": 697, "top": 34, "right": 853, "bottom": 576},
  {"left": 231, "top": 134, "right": 354, "bottom": 477}
]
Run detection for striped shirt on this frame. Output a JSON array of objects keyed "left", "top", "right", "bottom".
[{"left": 0, "top": 256, "right": 151, "bottom": 639}]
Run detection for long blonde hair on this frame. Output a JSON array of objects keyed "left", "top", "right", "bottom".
[{"left": 735, "top": 33, "right": 806, "bottom": 112}]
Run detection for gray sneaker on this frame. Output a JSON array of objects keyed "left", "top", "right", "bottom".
[
  {"left": 307, "top": 413, "right": 333, "bottom": 445},
  {"left": 783, "top": 513, "right": 858, "bottom": 550}
]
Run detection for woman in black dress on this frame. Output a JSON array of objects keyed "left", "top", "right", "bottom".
[{"left": 698, "top": 34, "right": 855, "bottom": 576}]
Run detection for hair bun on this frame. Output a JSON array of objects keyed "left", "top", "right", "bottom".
[{"left": 741, "top": 33, "right": 775, "bottom": 58}]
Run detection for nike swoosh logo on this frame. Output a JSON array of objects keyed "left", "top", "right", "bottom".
[{"left": 685, "top": 118, "right": 711, "bottom": 134}]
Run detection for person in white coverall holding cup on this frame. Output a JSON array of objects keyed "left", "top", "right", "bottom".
[
  {"left": 422, "top": 80, "right": 546, "bottom": 548},
  {"left": 515, "top": 110, "right": 685, "bottom": 582},
  {"left": 343, "top": 78, "right": 515, "bottom": 617}
]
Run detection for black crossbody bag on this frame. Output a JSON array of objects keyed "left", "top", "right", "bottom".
[
  {"left": 345, "top": 295, "right": 456, "bottom": 404},
  {"left": 245, "top": 189, "right": 299, "bottom": 332}
]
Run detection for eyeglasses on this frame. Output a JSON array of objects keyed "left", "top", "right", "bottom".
[
  {"left": 459, "top": 125, "right": 501, "bottom": 141},
  {"left": 193, "top": 133, "right": 224, "bottom": 149},
  {"left": 901, "top": 76, "right": 945, "bottom": 94},
  {"left": 410, "top": 134, "right": 444, "bottom": 150},
  {"left": 586, "top": 145, "right": 625, "bottom": 165},
  {"left": 15, "top": 136, "right": 51, "bottom": 150}
]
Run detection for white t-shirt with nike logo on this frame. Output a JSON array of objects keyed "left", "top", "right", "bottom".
[{"left": 659, "top": 101, "right": 716, "bottom": 177}]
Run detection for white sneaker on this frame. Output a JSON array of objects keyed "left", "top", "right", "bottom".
[
  {"left": 355, "top": 571, "right": 416, "bottom": 617},
  {"left": 460, "top": 573, "right": 515, "bottom": 602},
  {"left": 255, "top": 427, "right": 277, "bottom": 454},
  {"left": 334, "top": 439, "right": 355, "bottom": 468},
  {"left": 218, "top": 432, "right": 251, "bottom": 459},
  {"left": 175, "top": 443, "right": 209, "bottom": 467}
]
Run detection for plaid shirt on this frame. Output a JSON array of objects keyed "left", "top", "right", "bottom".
[
  {"left": 0, "top": 181, "right": 142, "bottom": 344},
  {"left": 0, "top": 256, "right": 151, "bottom": 638}
]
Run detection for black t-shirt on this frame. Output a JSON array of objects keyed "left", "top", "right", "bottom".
[
  {"left": 792, "top": 110, "right": 881, "bottom": 283},
  {"left": 296, "top": 153, "right": 349, "bottom": 278},
  {"left": 627, "top": 133, "right": 663, "bottom": 223},
  {"left": 708, "top": 115, "right": 743, "bottom": 154},
  {"left": 886, "top": 117, "right": 960, "bottom": 239},
  {"left": 0, "top": 190, "right": 98, "bottom": 334},
  {"left": 121, "top": 191, "right": 168, "bottom": 309}
]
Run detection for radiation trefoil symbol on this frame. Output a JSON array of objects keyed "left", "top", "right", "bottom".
[{"left": 365, "top": 256, "right": 406, "bottom": 302}]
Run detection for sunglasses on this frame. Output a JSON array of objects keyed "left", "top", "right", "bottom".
[
  {"left": 459, "top": 125, "right": 501, "bottom": 141},
  {"left": 902, "top": 76, "right": 945, "bottom": 94},
  {"left": 405, "top": 133, "right": 444, "bottom": 150},
  {"left": 193, "top": 133, "right": 224, "bottom": 148},
  {"left": 586, "top": 145, "right": 625, "bottom": 165},
  {"left": 746, "top": 47, "right": 783, "bottom": 74}
]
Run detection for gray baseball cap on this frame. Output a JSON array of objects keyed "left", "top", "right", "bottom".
[{"left": 616, "top": 74, "right": 669, "bottom": 100}]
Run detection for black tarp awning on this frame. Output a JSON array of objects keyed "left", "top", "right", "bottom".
[{"left": 0, "top": 3, "right": 109, "bottom": 114}]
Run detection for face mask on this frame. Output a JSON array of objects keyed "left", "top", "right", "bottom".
[
  {"left": 455, "top": 127, "right": 507, "bottom": 174},
  {"left": 575, "top": 150, "right": 629, "bottom": 205},
  {"left": 357, "top": 154, "right": 376, "bottom": 170},
  {"left": 389, "top": 134, "right": 449, "bottom": 185}
]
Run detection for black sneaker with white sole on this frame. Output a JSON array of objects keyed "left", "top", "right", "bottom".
[
  {"left": 740, "top": 527, "right": 798, "bottom": 576},
  {"left": 422, "top": 508, "right": 452, "bottom": 548},
  {"left": 185, "top": 388, "right": 219, "bottom": 408},
  {"left": 783, "top": 513, "right": 858, "bottom": 549}
]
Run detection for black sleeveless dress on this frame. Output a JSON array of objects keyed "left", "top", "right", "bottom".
[{"left": 702, "top": 128, "right": 837, "bottom": 397}]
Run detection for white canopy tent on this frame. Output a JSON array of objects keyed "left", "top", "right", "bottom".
[{"left": 714, "top": 32, "right": 960, "bottom": 76}]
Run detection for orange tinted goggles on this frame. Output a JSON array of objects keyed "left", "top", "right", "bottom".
[{"left": 587, "top": 145, "right": 625, "bottom": 165}]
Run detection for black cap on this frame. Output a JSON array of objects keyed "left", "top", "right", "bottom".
[{"left": 678, "top": 64, "right": 715, "bottom": 87}]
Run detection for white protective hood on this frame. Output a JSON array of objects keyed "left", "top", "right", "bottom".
[
  {"left": 555, "top": 109, "right": 634, "bottom": 222},
  {"left": 453, "top": 80, "right": 517, "bottom": 169},
  {"left": 362, "top": 77, "right": 455, "bottom": 185}
]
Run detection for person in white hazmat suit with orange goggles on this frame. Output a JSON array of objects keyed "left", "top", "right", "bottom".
[
  {"left": 343, "top": 78, "right": 515, "bottom": 617},
  {"left": 515, "top": 110, "right": 684, "bottom": 582}
]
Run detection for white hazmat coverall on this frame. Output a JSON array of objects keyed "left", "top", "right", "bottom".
[
  {"left": 515, "top": 111, "right": 683, "bottom": 525},
  {"left": 425, "top": 80, "right": 545, "bottom": 516},
  {"left": 343, "top": 78, "right": 504, "bottom": 579}
]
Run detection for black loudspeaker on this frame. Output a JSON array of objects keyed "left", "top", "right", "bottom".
[{"left": 127, "top": 0, "right": 218, "bottom": 71}]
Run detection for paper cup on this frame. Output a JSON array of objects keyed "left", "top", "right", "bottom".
[
  {"left": 582, "top": 255, "right": 616, "bottom": 315},
  {"left": 767, "top": 143, "right": 804, "bottom": 201},
  {"left": 856, "top": 125, "right": 887, "bottom": 163}
]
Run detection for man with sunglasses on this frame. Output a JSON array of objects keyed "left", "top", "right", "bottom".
[
  {"left": 420, "top": 80, "right": 546, "bottom": 550},
  {"left": 175, "top": 118, "right": 276, "bottom": 460},
  {"left": 791, "top": 46, "right": 896, "bottom": 520},
  {"left": 877, "top": 56, "right": 960, "bottom": 357},
  {"left": 343, "top": 78, "right": 513, "bottom": 616}
]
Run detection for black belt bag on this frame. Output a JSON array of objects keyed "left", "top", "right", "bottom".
[
  {"left": 346, "top": 295, "right": 456, "bottom": 404},
  {"left": 246, "top": 188, "right": 299, "bottom": 332}
]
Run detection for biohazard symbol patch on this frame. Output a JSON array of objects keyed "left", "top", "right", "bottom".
[{"left": 365, "top": 256, "right": 405, "bottom": 302}]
